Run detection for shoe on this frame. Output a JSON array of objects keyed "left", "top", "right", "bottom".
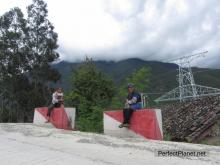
[
  {"left": 45, "top": 120, "right": 50, "bottom": 123},
  {"left": 123, "top": 123, "right": 130, "bottom": 127},
  {"left": 118, "top": 123, "right": 124, "bottom": 128}
]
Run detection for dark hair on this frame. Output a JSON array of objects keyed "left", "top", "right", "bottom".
[
  {"left": 127, "top": 83, "right": 134, "bottom": 88},
  {"left": 56, "top": 87, "right": 62, "bottom": 91}
]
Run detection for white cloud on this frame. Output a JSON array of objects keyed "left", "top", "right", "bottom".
[{"left": 0, "top": 0, "right": 220, "bottom": 68}]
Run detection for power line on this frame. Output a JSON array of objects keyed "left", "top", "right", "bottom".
[
  {"left": 165, "top": 51, "right": 208, "bottom": 63},
  {"left": 155, "top": 51, "right": 220, "bottom": 102}
]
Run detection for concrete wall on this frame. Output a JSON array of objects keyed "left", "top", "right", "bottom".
[
  {"left": 104, "top": 109, "right": 163, "bottom": 140},
  {"left": 33, "top": 107, "right": 76, "bottom": 130}
]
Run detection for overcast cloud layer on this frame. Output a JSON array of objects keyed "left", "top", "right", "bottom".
[{"left": 0, "top": 0, "right": 220, "bottom": 68}]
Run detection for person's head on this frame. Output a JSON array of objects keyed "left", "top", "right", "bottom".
[
  {"left": 127, "top": 83, "right": 135, "bottom": 93},
  {"left": 56, "top": 87, "right": 62, "bottom": 93}
]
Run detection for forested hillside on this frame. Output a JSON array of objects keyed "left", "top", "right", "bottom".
[{"left": 53, "top": 58, "right": 220, "bottom": 99}]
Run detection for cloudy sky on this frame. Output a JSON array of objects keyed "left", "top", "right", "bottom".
[{"left": 0, "top": 0, "right": 220, "bottom": 68}]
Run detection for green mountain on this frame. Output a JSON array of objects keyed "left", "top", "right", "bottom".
[{"left": 53, "top": 58, "right": 220, "bottom": 99}]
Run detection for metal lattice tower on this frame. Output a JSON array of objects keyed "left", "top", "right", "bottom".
[
  {"left": 176, "top": 51, "right": 207, "bottom": 101},
  {"left": 155, "top": 51, "right": 220, "bottom": 102}
]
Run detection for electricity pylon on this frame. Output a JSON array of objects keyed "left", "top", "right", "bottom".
[{"left": 155, "top": 51, "right": 220, "bottom": 102}]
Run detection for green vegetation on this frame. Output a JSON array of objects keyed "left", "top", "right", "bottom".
[
  {"left": 53, "top": 59, "right": 220, "bottom": 105},
  {"left": 163, "top": 131, "right": 172, "bottom": 141},
  {"left": 0, "top": 0, "right": 60, "bottom": 122},
  {"left": 1, "top": 0, "right": 220, "bottom": 142},
  {"left": 111, "top": 66, "right": 151, "bottom": 109},
  {"left": 0, "top": 108, "right": 16, "bottom": 122},
  {"left": 64, "top": 59, "right": 151, "bottom": 133},
  {"left": 0, "top": 0, "right": 153, "bottom": 131},
  {"left": 65, "top": 58, "right": 115, "bottom": 133}
]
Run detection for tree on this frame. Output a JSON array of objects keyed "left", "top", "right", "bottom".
[
  {"left": 27, "top": 0, "right": 60, "bottom": 88},
  {"left": 0, "top": 0, "right": 61, "bottom": 122},
  {"left": 0, "top": 8, "right": 28, "bottom": 77},
  {"left": 111, "top": 66, "right": 151, "bottom": 109},
  {"left": 23, "top": 0, "right": 60, "bottom": 118},
  {"left": 122, "top": 66, "right": 150, "bottom": 93},
  {"left": 66, "top": 57, "right": 115, "bottom": 132},
  {"left": 0, "top": 8, "right": 30, "bottom": 121}
]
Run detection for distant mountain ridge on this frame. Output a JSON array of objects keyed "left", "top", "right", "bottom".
[{"left": 52, "top": 58, "right": 220, "bottom": 99}]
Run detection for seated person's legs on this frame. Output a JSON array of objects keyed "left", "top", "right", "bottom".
[
  {"left": 119, "top": 103, "right": 142, "bottom": 128},
  {"left": 46, "top": 102, "right": 62, "bottom": 123},
  {"left": 48, "top": 102, "right": 62, "bottom": 116},
  {"left": 123, "top": 108, "right": 134, "bottom": 124},
  {"left": 54, "top": 102, "right": 61, "bottom": 108},
  {"left": 119, "top": 108, "right": 134, "bottom": 128},
  {"left": 47, "top": 103, "right": 55, "bottom": 117}
]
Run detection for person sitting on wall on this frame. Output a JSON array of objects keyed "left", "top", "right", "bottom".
[
  {"left": 46, "top": 87, "right": 64, "bottom": 123},
  {"left": 119, "top": 83, "right": 142, "bottom": 128}
]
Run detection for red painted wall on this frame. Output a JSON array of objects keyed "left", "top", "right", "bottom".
[
  {"left": 36, "top": 107, "right": 72, "bottom": 130},
  {"left": 105, "top": 109, "right": 163, "bottom": 140}
]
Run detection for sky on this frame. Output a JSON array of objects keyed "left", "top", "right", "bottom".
[{"left": 0, "top": 0, "right": 220, "bottom": 68}]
